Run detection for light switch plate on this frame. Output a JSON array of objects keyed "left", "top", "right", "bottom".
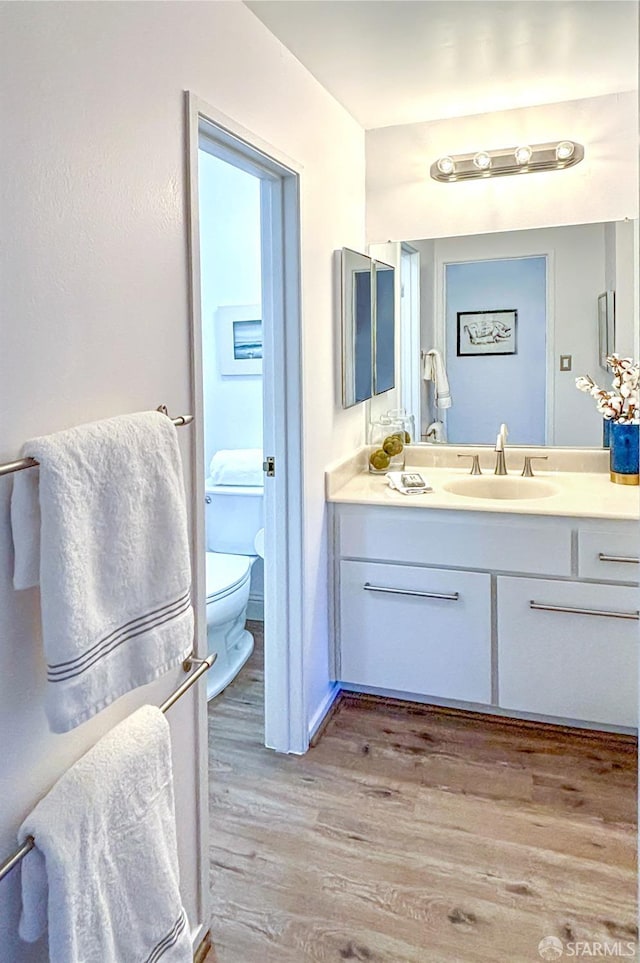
[{"left": 560, "top": 355, "right": 572, "bottom": 371}]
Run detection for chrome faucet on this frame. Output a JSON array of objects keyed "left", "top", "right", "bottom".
[{"left": 494, "top": 423, "right": 509, "bottom": 475}]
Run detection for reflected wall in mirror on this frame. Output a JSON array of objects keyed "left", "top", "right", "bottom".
[
  {"left": 403, "top": 220, "right": 636, "bottom": 448},
  {"left": 341, "top": 247, "right": 396, "bottom": 407}
]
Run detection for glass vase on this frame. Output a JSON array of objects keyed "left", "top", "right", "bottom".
[
  {"left": 610, "top": 422, "right": 639, "bottom": 485},
  {"left": 368, "top": 416, "right": 406, "bottom": 474},
  {"left": 386, "top": 408, "right": 416, "bottom": 445}
]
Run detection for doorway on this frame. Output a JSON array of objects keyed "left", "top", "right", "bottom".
[{"left": 187, "top": 95, "right": 305, "bottom": 757}]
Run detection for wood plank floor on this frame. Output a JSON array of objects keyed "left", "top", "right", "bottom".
[{"left": 205, "top": 622, "right": 637, "bottom": 963}]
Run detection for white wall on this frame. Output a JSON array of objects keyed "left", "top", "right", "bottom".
[
  {"left": 611, "top": 220, "right": 637, "bottom": 359},
  {"left": 366, "top": 93, "right": 639, "bottom": 243},
  {"left": 199, "top": 150, "right": 263, "bottom": 470},
  {"left": 0, "top": 2, "right": 365, "bottom": 959}
]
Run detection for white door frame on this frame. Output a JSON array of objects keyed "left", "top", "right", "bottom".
[
  {"left": 400, "top": 244, "right": 421, "bottom": 435},
  {"left": 185, "top": 90, "right": 306, "bottom": 922}
]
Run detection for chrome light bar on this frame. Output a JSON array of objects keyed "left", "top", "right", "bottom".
[{"left": 430, "top": 141, "right": 584, "bottom": 183}]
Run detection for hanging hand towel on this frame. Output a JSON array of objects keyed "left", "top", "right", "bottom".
[
  {"left": 423, "top": 349, "right": 452, "bottom": 409},
  {"left": 10, "top": 411, "right": 193, "bottom": 732},
  {"left": 19, "top": 705, "right": 192, "bottom": 963}
]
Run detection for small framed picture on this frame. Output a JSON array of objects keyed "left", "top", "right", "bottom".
[
  {"left": 457, "top": 309, "right": 517, "bottom": 357},
  {"left": 597, "top": 290, "right": 615, "bottom": 371},
  {"left": 215, "top": 304, "right": 262, "bottom": 375}
]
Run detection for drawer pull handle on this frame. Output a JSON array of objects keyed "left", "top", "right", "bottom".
[
  {"left": 529, "top": 600, "right": 640, "bottom": 621},
  {"left": 598, "top": 553, "right": 640, "bottom": 564},
  {"left": 363, "top": 582, "right": 459, "bottom": 602}
]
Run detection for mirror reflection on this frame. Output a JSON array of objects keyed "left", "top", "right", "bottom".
[
  {"left": 341, "top": 247, "right": 373, "bottom": 407},
  {"left": 402, "top": 221, "right": 636, "bottom": 448},
  {"left": 341, "top": 248, "right": 396, "bottom": 407}
]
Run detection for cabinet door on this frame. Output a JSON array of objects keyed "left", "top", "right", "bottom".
[
  {"left": 338, "top": 561, "right": 492, "bottom": 703},
  {"left": 498, "top": 576, "right": 639, "bottom": 727},
  {"left": 578, "top": 530, "right": 640, "bottom": 584}
]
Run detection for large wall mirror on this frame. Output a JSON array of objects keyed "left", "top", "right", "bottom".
[
  {"left": 341, "top": 247, "right": 395, "bottom": 408},
  {"left": 399, "top": 220, "right": 636, "bottom": 448}
]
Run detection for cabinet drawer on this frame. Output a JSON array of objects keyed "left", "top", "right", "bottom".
[
  {"left": 578, "top": 530, "right": 640, "bottom": 583},
  {"left": 338, "top": 561, "right": 492, "bottom": 703},
  {"left": 498, "top": 576, "right": 639, "bottom": 727},
  {"left": 338, "top": 506, "right": 572, "bottom": 575}
]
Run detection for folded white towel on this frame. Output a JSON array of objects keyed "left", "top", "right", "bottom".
[
  {"left": 423, "top": 349, "right": 452, "bottom": 409},
  {"left": 209, "top": 448, "right": 264, "bottom": 487},
  {"left": 19, "top": 705, "right": 191, "bottom": 963},
  {"left": 10, "top": 411, "right": 193, "bottom": 732}
]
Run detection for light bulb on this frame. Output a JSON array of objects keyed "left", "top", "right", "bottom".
[
  {"left": 514, "top": 145, "right": 532, "bottom": 165},
  {"left": 436, "top": 156, "right": 455, "bottom": 175},
  {"left": 473, "top": 151, "right": 491, "bottom": 170},
  {"left": 556, "top": 141, "right": 575, "bottom": 161}
]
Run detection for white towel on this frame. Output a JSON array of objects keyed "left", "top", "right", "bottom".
[
  {"left": 209, "top": 448, "right": 263, "bottom": 487},
  {"left": 423, "top": 349, "right": 452, "bottom": 409},
  {"left": 19, "top": 705, "right": 191, "bottom": 963},
  {"left": 10, "top": 411, "right": 193, "bottom": 732}
]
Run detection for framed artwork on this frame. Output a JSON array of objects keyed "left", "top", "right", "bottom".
[
  {"left": 457, "top": 309, "right": 517, "bottom": 357},
  {"left": 215, "top": 304, "right": 262, "bottom": 375},
  {"left": 597, "top": 290, "right": 615, "bottom": 371}
]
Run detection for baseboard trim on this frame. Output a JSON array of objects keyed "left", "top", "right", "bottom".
[
  {"left": 194, "top": 929, "right": 213, "bottom": 963},
  {"left": 340, "top": 684, "right": 637, "bottom": 738},
  {"left": 308, "top": 682, "right": 342, "bottom": 746}
]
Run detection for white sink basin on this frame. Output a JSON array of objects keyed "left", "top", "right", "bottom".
[{"left": 443, "top": 475, "right": 559, "bottom": 500}]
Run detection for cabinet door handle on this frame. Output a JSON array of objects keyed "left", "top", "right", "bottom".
[
  {"left": 363, "top": 582, "right": 459, "bottom": 602},
  {"left": 598, "top": 553, "right": 640, "bottom": 564},
  {"left": 529, "top": 600, "right": 640, "bottom": 621}
]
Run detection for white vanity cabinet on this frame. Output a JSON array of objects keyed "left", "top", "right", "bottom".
[
  {"left": 339, "top": 561, "right": 492, "bottom": 703},
  {"left": 331, "top": 503, "right": 639, "bottom": 731},
  {"left": 497, "top": 577, "right": 639, "bottom": 727}
]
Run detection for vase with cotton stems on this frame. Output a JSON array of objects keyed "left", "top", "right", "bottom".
[{"left": 576, "top": 354, "right": 640, "bottom": 485}]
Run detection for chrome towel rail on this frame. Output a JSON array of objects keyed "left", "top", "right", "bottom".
[
  {"left": 0, "top": 652, "right": 215, "bottom": 883},
  {"left": 0, "top": 409, "right": 194, "bottom": 478}
]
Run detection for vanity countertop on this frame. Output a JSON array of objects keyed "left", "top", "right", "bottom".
[{"left": 325, "top": 448, "right": 640, "bottom": 521}]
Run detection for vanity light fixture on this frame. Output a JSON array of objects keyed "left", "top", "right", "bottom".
[
  {"left": 514, "top": 145, "right": 533, "bottom": 166},
  {"left": 430, "top": 140, "right": 584, "bottom": 182},
  {"left": 472, "top": 151, "right": 492, "bottom": 171},
  {"left": 436, "top": 155, "right": 456, "bottom": 175}
]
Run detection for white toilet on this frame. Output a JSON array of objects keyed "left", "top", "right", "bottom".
[{"left": 205, "top": 479, "right": 264, "bottom": 700}]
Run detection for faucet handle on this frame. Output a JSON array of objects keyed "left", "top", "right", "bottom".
[
  {"left": 458, "top": 453, "right": 482, "bottom": 475},
  {"left": 522, "top": 454, "right": 548, "bottom": 477}
]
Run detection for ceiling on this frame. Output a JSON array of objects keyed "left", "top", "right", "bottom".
[{"left": 245, "top": 0, "right": 638, "bottom": 129}]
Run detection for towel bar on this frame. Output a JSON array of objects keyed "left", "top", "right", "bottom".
[
  {"left": 0, "top": 651, "right": 215, "bottom": 883},
  {"left": 0, "top": 409, "right": 194, "bottom": 477}
]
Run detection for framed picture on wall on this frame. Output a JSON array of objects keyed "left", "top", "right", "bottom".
[
  {"left": 597, "top": 290, "right": 615, "bottom": 371},
  {"left": 215, "top": 304, "right": 262, "bottom": 375},
  {"left": 457, "top": 309, "right": 517, "bottom": 357}
]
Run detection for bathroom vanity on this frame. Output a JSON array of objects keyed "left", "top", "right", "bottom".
[{"left": 327, "top": 448, "right": 640, "bottom": 731}]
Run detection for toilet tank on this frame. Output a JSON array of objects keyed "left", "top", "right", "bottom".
[{"left": 205, "top": 481, "right": 264, "bottom": 555}]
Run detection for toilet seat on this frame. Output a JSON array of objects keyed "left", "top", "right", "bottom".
[{"left": 205, "top": 552, "right": 252, "bottom": 602}]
